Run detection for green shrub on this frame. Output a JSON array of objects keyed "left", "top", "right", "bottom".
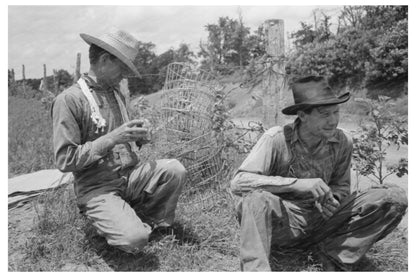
[{"left": 352, "top": 96, "right": 408, "bottom": 187}]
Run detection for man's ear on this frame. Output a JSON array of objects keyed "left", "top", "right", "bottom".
[
  {"left": 297, "top": 110, "right": 306, "bottom": 122},
  {"left": 98, "top": 52, "right": 112, "bottom": 64}
]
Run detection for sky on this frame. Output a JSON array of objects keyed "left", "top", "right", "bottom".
[{"left": 8, "top": 4, "right": 344, "bottom": 79}]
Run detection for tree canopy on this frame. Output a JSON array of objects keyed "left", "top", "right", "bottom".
[
  {"left": 287, "top": 5, "right": 408, "bottom": 94},
  {"left": 198, "top": 16, "right": 266, "bottom": 74}
]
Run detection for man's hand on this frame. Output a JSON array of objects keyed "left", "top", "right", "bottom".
[
  {"left": 321, "top": 197, "right": 340, "bottom": 220},
  {"left": 287, "top": 178, "right": 340, "bottom": 220},
  {"left": 288, "top": 178, "right": 333, "bottom": 205},
  {"left": 104, "top": 119, "right": 150, "bottom": 147}
]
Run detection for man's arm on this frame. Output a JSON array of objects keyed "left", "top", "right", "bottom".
[
  {"left": 52, "top": 92, "right": 115, "bottom": 172},
  {"left": 230, "top": 128, "right": 336, "bottom": 205},
  {"left": 230, "top": 128, "right": 297, "bottom": 196},
  {"left": 231, "top": 172, "right": 297, "bottom": 196},
  {"left": 52, "top": 92, "right": 148, "bottom": 173}
]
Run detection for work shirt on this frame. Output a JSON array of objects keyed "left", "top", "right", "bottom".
[
  {"left": 52, "top": 75, "right": 138, "bottom": 199},
  {"left": 231, "top": 119, "right": 353, "bottom": 202}
]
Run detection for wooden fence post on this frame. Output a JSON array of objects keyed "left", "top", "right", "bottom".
[
  {"left": 9, "top": 68, "right": 16, "bottom": 96},
  {"left": 22, "top": 64, "right": 26, "bottom": 95},
  {"left": 53, "top": 69, "right": 59, "bottom": 94},
  {"left": 11, "top": 69, "right": 15, "bottom": 83},
  {"left": 43, "top": 64, "right": 48, "bottom": 94},
  {"left": 262, "top": 19, "right": 286, "bottom": 128},
  {"left": 74, "top": 52, "right": 81, "bottom": 83}
]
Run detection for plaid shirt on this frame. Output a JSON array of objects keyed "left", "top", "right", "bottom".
[
  {"left": 52, "top": 75, "right": 138, "bottom": 199},
  {"left": 231, "top": 118, "right": 352, "bottom": 202}
]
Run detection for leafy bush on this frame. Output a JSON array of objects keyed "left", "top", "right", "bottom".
[
  {"left": 287, "top": 6, "right": 407, "bottom": 93},
  {"left": 352, "top": 96, "right": 407, "bottom": 187},
  {"left": 364, "top": 19, "right": 408, "bottom": 85}
]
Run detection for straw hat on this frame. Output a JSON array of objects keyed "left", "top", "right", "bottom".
[
  {"left": 282, "top": 76, "right": 350, "bottom": 115},
  {"left": 80, "top": 27, "right": 141, "bottom": 77}
]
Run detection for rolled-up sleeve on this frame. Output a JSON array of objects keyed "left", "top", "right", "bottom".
[
  {"left": 52, "top": 92, "right": 114, "bottom": 173},
  {"left": 231, "top": 129, "right": 297, "bottom": 196}
]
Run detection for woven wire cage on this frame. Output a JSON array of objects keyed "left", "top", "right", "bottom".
[
  {"left": 155, "top": 63, "right": 224, "bottom": 192},
  {"left": 160, "top": 63, "right": 218, "bottom": 122}
]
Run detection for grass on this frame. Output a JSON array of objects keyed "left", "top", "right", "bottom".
[
  {"left": 10, "top": 179, "right": 240, "bottom": 271},
  {"left": 8, "top": 92, "right": 408, "bottom": 271},
  {"left": 8, "top": 95, "right": 55, "bottom": 178}
]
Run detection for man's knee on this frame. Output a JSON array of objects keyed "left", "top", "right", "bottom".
[
  {"left": 241, "top": 190, "right": 278, "bottom": 216},
  {"left": 360, "top": 184, "right": 407, "bottom": 218},
  {"left": 382, "top": 184, "right": 408, "bottom": 218},
  {"left": 384, "top": 184, "right": 408, "bottom": 208},
  {"left": 111, "top": 224, "right": 151, "bottom": 253},
  {"left": 163, "top": 159, "right": 187, "bottom": 181}
]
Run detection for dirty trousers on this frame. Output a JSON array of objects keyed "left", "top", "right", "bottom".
[
  {"left": 78, "top": 159, "right": 186, "bottom": 253},
  {"left": 237, "top": 185, "right": 408, "bottom": 271}
]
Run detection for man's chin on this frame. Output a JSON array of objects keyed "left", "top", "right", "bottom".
[{"left": 323, "top": 129, "right": 336, "bottom": 138}]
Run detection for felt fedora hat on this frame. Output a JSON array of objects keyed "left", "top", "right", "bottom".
[
  {"left": 282, "top": 76, "right": 350, "bottom": 115},
  {"left": 80, "top": 27, "right": 141, "bottom": 77}
]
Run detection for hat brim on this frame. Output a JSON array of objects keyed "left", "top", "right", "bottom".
[
  {"left": 282, "top": 92, "right": 350, "bottom": 115},
  {"left": 80, "top": 33, "right": 141, "bottom": 78}
]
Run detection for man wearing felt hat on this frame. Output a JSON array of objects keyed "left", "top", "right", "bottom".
[
  {"left": 231, "top": 76, "right": 407, "bottom": 271},
  {"left": 52, "top": 28, "right": 186, "bottom": 253}
]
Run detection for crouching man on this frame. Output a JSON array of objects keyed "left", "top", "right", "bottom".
[
  {"left": 52, "top": 28, "right": 186, "bottom": 253},
  {"left": 231, "top": 76, "right": 407, "bottom": 271}
]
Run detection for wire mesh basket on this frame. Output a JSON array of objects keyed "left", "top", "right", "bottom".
[
  {"left": 185, "top": 146, "right": 225, "bottom": 189},
  {"left": 154, "top": 63, "right": 225, "bottom": 190},
  {"left": 160, "top": 63, "right": 219, "bottom": 122}
]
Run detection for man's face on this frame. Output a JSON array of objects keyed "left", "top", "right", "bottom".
[
  {"left": 300, "top": 105, "right": 340, "bottom": 139},
  {"left": 100, "top": 55, "right": 132, "bottom": 86}
]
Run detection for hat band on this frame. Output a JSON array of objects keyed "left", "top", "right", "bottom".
[{"left": 294, "top": 95, "right": 342, "bottom": 105}]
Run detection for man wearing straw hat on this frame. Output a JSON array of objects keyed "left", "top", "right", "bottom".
[
  {"left": 52, "top": 28, "right": 186, "bottom": 253},
  {"left": 231, "top": 76, "right": 407, "bottom": 271}
]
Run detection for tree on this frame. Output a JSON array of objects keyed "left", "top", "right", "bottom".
[
  {"left": 287, "top": 5, "right": 408, "bottom": 92},
  {"left": 316, "top": 13, "right": 333, "bottom": 42},
  {"left": 361, "top": 5, "right": 407, "bottom": 31},
  {"left": 174, "top": 43, "right": 196, "bottom": 63},
  {"left": 360, "top": 6, "right": 408, "bottom": 87},
  {"left": 352, "top": 96, "right": 407, "bottom": 188},
  {"left": 364, "top": 18, "right": 407, "bottom": 86},
  {"left": 246, "top": 26, "right": 266, "bottom": 59},
  {"left": 128, "top": 42, "right": 196, "bottom": 96},
  {"left": 199, "top": 16, "right": 253, "bottom": 74},
  {"left": 337, "top": 6, "right": 365, "bottom": 31},
  {"left": 54, "top": 69, "right": 73, "bottom": 91},
  {"left": 128, "top": 42, "right": 157, "bottom": 95},
  {"left": 150, "top": 43, "right": 196, "bottom": 92},
  {"left": 135, "top": 41, "right": 157, "bottom": 74},
  {"left": 291, "top": 10, "right": 334, "bottom": 46},
  {"left": 291, "top": 22, "right": 316, "bottom": 47}
]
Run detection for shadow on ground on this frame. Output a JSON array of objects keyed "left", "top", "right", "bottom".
[
  {"left": 269, "top": 248, "right": 380, "bottom": 272},
  {"left": 83, "top": 222, "right": 201, "bottom": 271},
  {"left": 270, "top": 247, "right": 321, "bottom": 271}
]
